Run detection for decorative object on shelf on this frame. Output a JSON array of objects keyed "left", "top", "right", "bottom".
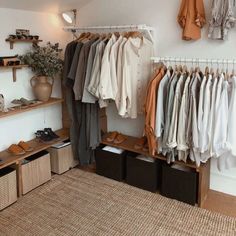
[
  {"left": 0, "top": 94, "right": 8, "bottom": 113},
  {"left": 19, "top": 42, "right": 63, "bottom": 102},
  {"left": 0, "top": 55, "right": 19, "bottom": 66},
  {"left": 16, "top": 29, "right": 30, "bottom": 37},
  {"left": 6, "top": 30, "right": 42, "bottom": 49},
  {"left": 30, "top": 76, "right": 54, "bottom": 102}
]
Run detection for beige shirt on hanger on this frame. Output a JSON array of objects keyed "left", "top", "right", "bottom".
[
  {"left": 115, "top": 37, "right": 127, "bottom": 111},
  {"left": 98, "top": 34, "right": 117, "bottom": 101},
  {"left": 88, "top": 40, "right": 106, "bottom": 99},
  {"left": 118, "top": 36, "right": 154, "bottom": 118}
]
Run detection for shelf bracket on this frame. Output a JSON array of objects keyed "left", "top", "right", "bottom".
[{"left": 12, "top": 67, "right": 22, "bottom": 82}]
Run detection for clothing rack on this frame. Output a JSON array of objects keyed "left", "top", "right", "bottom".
[
  {"left": 63, "top": 24, "right": 155, "bottom": 43},
  {"left": 151, "top": 57, "right": 236, "bottom": 65}
]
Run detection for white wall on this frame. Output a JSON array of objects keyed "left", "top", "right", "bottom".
[
  {"left": 0, "top": 8, "right": 70, "bottom": 151},
  {"left": 78, "top": 0, "right": 236, "bottom": 196}
]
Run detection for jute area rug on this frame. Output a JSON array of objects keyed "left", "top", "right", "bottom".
[{"left": 0, "top": 169, "right": 235, "bottom": 236}]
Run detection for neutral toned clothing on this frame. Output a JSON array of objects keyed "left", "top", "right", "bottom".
[
  {"left": 177, "top": 75, "right": 191, "bottom": 162},
  {"left": 167, "top": 74, "right": 186, "bottom": 149},
  {"left": 208, "top": 76, "right": 218, "bottom": 157},
  {"left": 110, "top": 36, "right": 123, "bottom": 94},
  {"left": 118, "top": 37, "right": 154, "bottom": 118},
  {"left": 199, "top": 75, "right": 213, "bottom": 161},
  {"left": 162, "top": 73, "right": 179, "bottom": 156},
  {"left": 213, "top": 80, "right": 230, "bottom": 157},
  {"left": 88, "top": 40, "right": 106, "bottom": 98},
  {"left": 115, "top": 37, "right": 127, "bottom": 110},
  {"left": 178, "top": 0, "right": 206, "bottom": 40},
  {"left": 99, "top": 34, "right": 117, "bottom": 100},
  {"left": 197, "top": 75, "right": 207, "bottom": 151},
  {"left": 68, "top": 42, "right": 84, "bottom": 82},
  {"left": 73, "top": 39, "right": 97, "bottom": 101},
  {"left": 155, "top": 70, "right": 171, "bottom": 153},
  {"left": 218, "top": 76, "right": 236, "bottom": 170},
  {"left": 212, "top": 75, "right": 224, "bottom": 157},
  {"left": 208, "top": 0, "right": 236, "bottom": 40},
  {"left": 188, "top": 73, "right": 202, "bottom": 166},
  {"left": 82, "top": 39, "right": 101, "bottom": 103}
]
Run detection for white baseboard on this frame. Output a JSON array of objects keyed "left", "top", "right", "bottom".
[{"left": 210, "top": 171, "right": 236, "bottom": 196}]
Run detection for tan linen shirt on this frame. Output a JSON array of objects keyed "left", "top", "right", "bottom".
[{"left": 178, "top": 0, "right": 206, "bottom": 40}]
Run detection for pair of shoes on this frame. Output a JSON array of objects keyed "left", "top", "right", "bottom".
[
  {"left": 35, "top": 128, "right": 59, "bottom": 142},
  {"left": 11, "top": 98, "right": 36, "bottom": 107},
  {"left": 106, "top": 131, "right": 127, "bottom": 144},
  {"left": 134, "top": 136, "right": 149, "bottom": 152},
  {"left": 8, "top": 141, "right": 33, "bottom": 155}
]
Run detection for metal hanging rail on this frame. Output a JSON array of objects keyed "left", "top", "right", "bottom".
[
  {"left": 151, "top": 57, "right": 236, "bottom": 65},
  {"left": 63, "top": 24, "right": 155, "bottom": 42}
]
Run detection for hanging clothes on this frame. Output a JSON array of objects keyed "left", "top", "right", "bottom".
[
  {"left": 178, "top": 0, "right": 206, "bottom": 40},
  {"left": 208, "top": 0, "right": 236, "bottom": 40},
  {"left": 118, "top": 36, "right": 154, "bottom": 118},
  {"left": 145, "top": 61, "right": 236, "bottom": 170},
  {"left": 64, "top": 31, "right": 154, "bottom": 165}
]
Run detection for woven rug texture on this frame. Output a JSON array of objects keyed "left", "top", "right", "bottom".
[{"left": 0, "top": 168, "right": 235, "bottom": 236}]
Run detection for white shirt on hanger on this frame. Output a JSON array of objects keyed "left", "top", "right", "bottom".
[
  {"left": 155, "top": 70, "right": 171, "bottom": 153},
  {"left": 213, "top": 79, "right": 230, "bottom": 157},
  {"left": 115, "top": 37, "right": 127, "bottom": 111},
  {"left": 118, "top": 36, "right": 153, "bottom": 118},
  {"left": 218, "top": 76, "right": 236, "bottom": 170},
  {"left": 199, "top": 75, "right": 213, "bottom": 162},
  {"left": 189, "top": 73, "right": 202, "bottom": 167},
  {"left": 177, "top": 75, "right": 191, "bottom": 162},
  {"left": 98, "top": 34, "right": 117, "bottom": 101},
  {"left": 207, "top": 76, "right": 218, "bottom": 157}
]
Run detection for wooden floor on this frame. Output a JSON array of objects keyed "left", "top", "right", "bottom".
[
  {"left": 202, "top": 190, "right": 236, "bottom": 218},
  {"left": 78, "top": 164, "right": 236, "bottom": 218}
]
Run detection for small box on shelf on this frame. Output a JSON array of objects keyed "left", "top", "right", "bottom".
[
  {"left": 0, "top": 167, "right": 17, "bottom": 210},
  {"left": 126, "top": 152, "right": 162, "bottom": 192},
  {"left": 48, "top": 140, "right": 78, "bottom": 174},
  {"left": 161, "top": 164, "right": 198, "bottom": 205},
  {"left": 95, "top": 144, "right": 126, "bottom": 181},
  {"left": 22, "top": 150, "right": 51, "bottom": 195}
]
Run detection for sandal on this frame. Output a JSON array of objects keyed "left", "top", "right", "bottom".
[
  {"left": 106, "top": 131, "right": 118, "bottom": 142},
  {"left": 18, "top": 141, "right": 33, "bottom": 152},
  {"left": 114, "top": 134, "right": 127, "bottom": 144},
  {"left": 134, "top": 136, "right": 147, "bottom": 150},
  {"left": 8, "top": 144, "right": 25, "bottom": 155}
]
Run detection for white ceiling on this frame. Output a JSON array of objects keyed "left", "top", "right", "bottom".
[{"left": 0, "top": 0, "right": 93, "bottom": 13}]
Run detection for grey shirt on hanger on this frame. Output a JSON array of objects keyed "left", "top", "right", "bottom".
[
  {"left": 73, "top": 38, "right": 98, "bottom": 101},
  {"left": 82, "top": 39, "right": 101, "bottom": 103}
]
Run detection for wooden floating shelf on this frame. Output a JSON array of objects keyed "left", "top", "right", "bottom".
[
  {"left": 0, "top": 128, "right": 69, "bottom": 170},
  {"left": 0, "top": 97, "right": 64, "bottom": 119},
  {"left": 0, "top": 64, "right": 29, "bottom": 82},
  {"left": 102, "top": 133, "right": 200, "bottom": 170},
  {"left": 5, "top": 38, "right": 43, "bottom": 49}
]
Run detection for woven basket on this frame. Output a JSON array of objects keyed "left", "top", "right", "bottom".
[
  {"left": 48, "top": 145, "right": 78, "bottom": 175},
  {"left": 0, "top": 168, "right": 17, "bottom": 210},
  {"left": 22, "top": 151, "right": 51, "bottom": 195}
]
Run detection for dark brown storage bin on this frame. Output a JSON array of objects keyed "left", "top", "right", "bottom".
[
  {"left": 95, "top": 145, "right": 126, "bottom": 181},
  {"left": 161, "top": 164, "right": 198, "bottom": 205},
  {"left": 126, "top": 152, "right": 162, "bottom": 192}
]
